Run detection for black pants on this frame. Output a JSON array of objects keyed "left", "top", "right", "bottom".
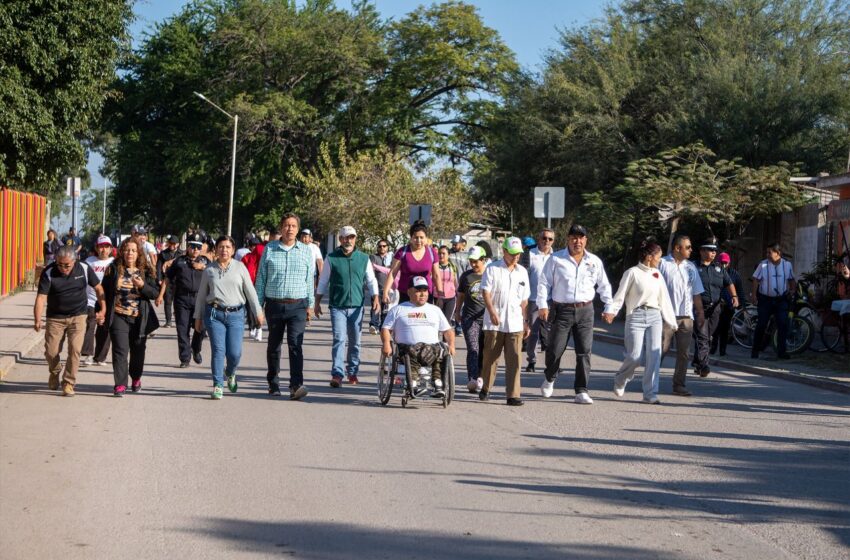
[
  {"left": 94, "top": 320, "right": 111, "bottom": 363},
  {"left": 693, "top": 301, "right": 721, "bottom": 369},
  {"left": 110, "top": 313, "right": 147, "bottom": 386},
  {"left": 164, "top": 283, "right": 175, "bottom": 324},
  {"left": 266, "top": 299, "right": 307, "bottom": 388},
  {"left": 81, "top": 306, "right": 97, "bottom": 356},
  {"left": 711, "top": 303, "right": 734, "bottom": 355},
  {"left": 369, "top": 299, "right": 388, "bottom": 329},
  {"left": 544, "top": 303, "right": 595, "bottom": 393},
  {"left": 753, "top": 296, "right": 789, "bottom": 356},
  {"left": 175, "top": 295, "right": 204, "bottom": 364}
]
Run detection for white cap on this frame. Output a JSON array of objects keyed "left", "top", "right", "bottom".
[
  {"left": 339, "top": 226, "right": 357, "bottom": 238},
  {"left": 410, "top": 276, "right": 428, "bottom": 289},
  {"left": 96, "top": 235, "right": 112, "bottom": 246},
  {"left": 300, "top": 228, "right": 312, "bottom": 236},
  {"left": 451, "top": 234, "right": 465, "bottom": 243}
]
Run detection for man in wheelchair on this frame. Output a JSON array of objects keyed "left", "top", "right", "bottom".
[{"left": 381, "top": 276, "right": 456, "bottom": 397}]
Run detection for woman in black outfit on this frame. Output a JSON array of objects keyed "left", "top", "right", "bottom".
[{"left": 102, "top": 237, "right": 160, "bottom": 396}]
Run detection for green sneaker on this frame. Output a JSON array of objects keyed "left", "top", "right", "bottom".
[
  {"left": 227, "top": 374, "right": 237, "bottom": 393},
  {"left": 212, "top": 386, "right": 223, "bottom": 400}
]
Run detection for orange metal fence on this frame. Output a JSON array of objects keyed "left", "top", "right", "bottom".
[{"left": 0, "top": 187, "right": 47, "bottom": 296}]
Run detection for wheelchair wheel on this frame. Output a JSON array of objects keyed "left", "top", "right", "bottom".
[
  {"left": 377, "top": 353, "right": 393, "bottom": 406},
  {"left": 444, "top": 354, "right": 455, "bottom": 406}
]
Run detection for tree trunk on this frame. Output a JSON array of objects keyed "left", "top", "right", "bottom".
[{"left": 667, "top": 216, "right": 681, "bottom": 253}]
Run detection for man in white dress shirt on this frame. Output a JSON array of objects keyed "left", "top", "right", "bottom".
[
  {"left": 658, "top": 234, "right": 705, "bottom": 396},
  {"left": 537, "top": 225, "right": 613, "bottom": 404},
  {"left": 525, "top": 228, "right": 556, "bottom": 373},
  {"left": 479, "top": 237, "right": 531, "bottom": 406},
  {"left": 750, "top": 242, "right": 795, "bottom": 359}
]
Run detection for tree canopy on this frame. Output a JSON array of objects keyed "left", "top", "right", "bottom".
[
  {"left": 105, "top": 0, "right": 517, "bottom": 235},
  {"left": 0, "top": 0, "right": 132, "bottom": 195}
]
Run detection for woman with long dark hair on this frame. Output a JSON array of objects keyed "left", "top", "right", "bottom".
[
  {"left": 102, "top": 237, "right": 160, "bottom": 396},
  {"left": 603, "top": 240, "right": 678, "bottom": 404},
  {"left": 382, "top": 220, "right": 442, "bottom": 304},
  {"left": 194, "top": 235, "right": 263, "bottom": 400}
]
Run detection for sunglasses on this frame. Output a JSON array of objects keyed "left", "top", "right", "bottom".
[
  {"left": 540, "top": 237, "right": 554, "bottom": 241},
  {"left": 377, "top": 244, "right": 387, "bottom": 248}
]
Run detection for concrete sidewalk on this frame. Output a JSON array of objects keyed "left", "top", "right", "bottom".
[
  {"left": 594, "top": 318, "right": 850, "bottom": 394},
  {"left": 0, "top": 289, "right": 42, "bottom": 380}
]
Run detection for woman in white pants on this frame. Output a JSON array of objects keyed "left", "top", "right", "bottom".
[{"left": 602, "top": 240, "right": 677, "bottom": 404}]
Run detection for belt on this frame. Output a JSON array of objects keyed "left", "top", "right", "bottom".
[
  {"left": 210, "top": 302, "right": 243, "bottom": 312},
  {"left": 555, "top": 301, "right": 592, "bottom": 309},
  {"left": 267, "top": 297, "right": 305, "bottom": 304}
]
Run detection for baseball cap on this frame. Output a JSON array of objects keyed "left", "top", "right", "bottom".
[
  {"left": 410, "top": 276, "right": 429, "bottom": 289},
  {"left": 166, "top": 234, "right": 179, "bottom": 243},
  {"left": 451, "top": 234, "right": 465, "bottom": 244},
  {"left": 96, "top": 234, "right": 112, "bottom": 246},
  {"left": 248, "top": 237, "right": 262, "bottom": 246},
  {"left": 568, "top": 224, "right": 587, "bottom": 237},
  {"left": 299, "top": 228, "right": 312, "bottom": 236},
  {"left": 523, "top": 236, "right": 536, "bottom": 248},
  {"left": 339, "top": 226, "right": 357, "bottom": 238},
  {"left": 132, "top": 224, "right": 147, "bottom": 235},
  {"left": 718, "top": 252, "right": 731, "bottom": 264},
  {"left": 467, "top": 246, "right": 486, "bottom": 261},
  {"left": 503, "top": 236, "right": 523, "bottom": 255}
]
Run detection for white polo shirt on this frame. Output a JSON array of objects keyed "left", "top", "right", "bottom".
[
  {"left": 481, "top": 260, "right": 530, "bottom": 333},
  {"left": 657, "top": 256, "right": 704, "bottom": 318},
  {"left": 752, "top": 258, "right": 794, "bottom": 297},
  {"left": 382, "top": 302, "right": 450, "bottom": 345},
  {"left": 536, "top": 249, "right": 613, "bottom": 312}
]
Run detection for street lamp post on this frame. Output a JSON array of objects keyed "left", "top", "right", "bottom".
[
  {"left": 193, "top": 91, "right": 238, "bottom": 236},
  {"left": 102, "top": 181, "right": 109, "bottom": 234}
]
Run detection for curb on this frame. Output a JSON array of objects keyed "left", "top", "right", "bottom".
[
  {"left": 0, "top": 330, "right": 44, "bottom": 382},
  {"left": 594, "top": 333, "right": 850, "bottom": 395}
]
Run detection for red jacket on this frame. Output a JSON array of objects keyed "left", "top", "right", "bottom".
[{"left": 241, "top": 244, "right": 265, "bottom": 284}]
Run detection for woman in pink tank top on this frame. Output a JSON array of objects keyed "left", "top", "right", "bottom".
[
  {"left": 434, "top": 245, "right": 459, "bottom": 323},
  {"left": 382, "top": 221, "right": 443, "bottom": 304}
]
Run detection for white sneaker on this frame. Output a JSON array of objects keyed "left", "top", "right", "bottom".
[
  {"left": 94, "top": 361, "right": 106, "bottom": 366},
  {"left": 255, "top": 330, "right": 263, "bottom": 342},
  {"left": 81, "top": 355, "right": 93, "bottom": 366},
  {"left": 575, "top": 392, "right": 594, "bottom": 405},
  {"left": 643, "top": 396, "right": 661, "bottom": 404},
  {"left": 613, "top": 380, "right": 625, "bottom": 398},
  {"left": 475, "top": 377, "right": 484, "bottom": 392},
  {"left": 540, "top": 379, "right": 554, "bottom": 398},
  {"left": 369, "top": 325, "right": 379, "bottom": 335}
]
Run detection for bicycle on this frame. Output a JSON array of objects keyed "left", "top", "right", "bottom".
[
  {"left": 730, "top": 302, "right": 814, "bottom": 355},
  {"left": 820, "top": 308, "right": 849, "bottom": 353}
]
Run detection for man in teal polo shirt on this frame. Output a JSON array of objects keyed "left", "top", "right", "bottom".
[{"left": 315, "top": 226, "right": 380, "bottom": 387}]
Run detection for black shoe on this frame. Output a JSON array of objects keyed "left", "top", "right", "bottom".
[
  {"left": 672, "top": 387, "right": 693, "bottom": 397},
  {"left": 179, "top": 362, "right": 189, "bottom": 368},
  {"left": 506, "top": 398, "right": 524, "bottom": 406},
  {"left": 698, "top": 366, "right": 710, "bottom": 378},
  {"left": 778, "top": 353, "right": 791, "bottom": 359},
  {"left": 719, "top": 351, "right": 726, "bottom": 357},
  {"left": 268, "top": 383, "right": 282, "bottom": 396},
  {"left": 750, "top": 352, "right": 759, "bottom": 359},
  {"left": 193, "top": 352, "right": 202, "bottom": 364},
  {"left": 525, "top": 362, "right": 536, "bottom": 373},
  {"left": 289, "top": 385, "right": 308, "bottom": 400},
  {"left": 479, "top": 390, "right": 489, "bottom": 402}
]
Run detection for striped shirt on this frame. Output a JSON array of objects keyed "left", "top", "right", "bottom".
[{"left": 255, "top": 240, "right": 316, "bottom": 307}]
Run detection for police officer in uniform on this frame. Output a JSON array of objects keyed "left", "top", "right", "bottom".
[
  {"left": 156, "top": 233, "right": 209, "bottom": 367},
  {"left": 158, "top": 235, "right": 183, "bottom": 327},
  {"left": 693, "top": 237, "right": 738, "bottom": 377}
]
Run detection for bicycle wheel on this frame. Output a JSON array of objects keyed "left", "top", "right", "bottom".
[
  {"left": 377, "top": 353, "right": 393, "bottom": 405},
  {"left": 731, "top": 305, "right": 757, "bottom": 349},
  {"left": 773, "top": 316, "right": 814, "bottom": 355},
  {"left": 821, "top": 322, "right": 847, "bottom": 353},
  {"left": 444, "top": 354, "right": 455, "bottom": 406},
  {"left": 797, "top": 307, "right": 827, "bottom": 352}
]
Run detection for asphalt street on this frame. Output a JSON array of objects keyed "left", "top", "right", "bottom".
[{"left": 1, "top": 314, "right": 848, "bottom": 560}]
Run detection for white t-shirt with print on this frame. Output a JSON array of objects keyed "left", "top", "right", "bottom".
[
  {"left": 382, "top": 302, "right": 450, "bottom": 345},
  {"left": 84, "top": 256, "right": 114, "bottom": 307}
]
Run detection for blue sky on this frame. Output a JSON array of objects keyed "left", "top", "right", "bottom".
[{"left": 71, "top": 0, "right": 608, "bottom": 229}]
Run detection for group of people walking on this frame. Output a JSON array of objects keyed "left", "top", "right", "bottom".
[{"left": 35, "top": 213, "right": 798, "bottom": 405}]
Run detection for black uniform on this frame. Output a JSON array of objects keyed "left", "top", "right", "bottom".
[
  {"left": 166, "top": 253, "right": 209, "bottom": 365},
  {"left": 158, "top": 246, "right": 184, "bottom": 326},
  {"left": 693, "top": 262, "right": 732, "bottom": 372}
]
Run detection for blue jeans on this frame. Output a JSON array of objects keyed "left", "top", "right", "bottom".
[
  {"left": 203, "top": 305, "right": 245, "bottom": 387},
  {"left": 614, "top": 307, "right": 663, "bottom": 400},
  {"left": 330, "top": 306, "right": 363, "bottom": 378}
]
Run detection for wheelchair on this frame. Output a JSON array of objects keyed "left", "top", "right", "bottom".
[{"left": 377, "top": 341, "right": 455, "bottom": 408}]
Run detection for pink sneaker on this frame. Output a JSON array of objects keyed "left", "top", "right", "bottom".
[
  {"left": 114, "top": 385, "right": 126, "bottom": 397},
  {"left": 131, "top": 379, "right": 142, "bottom": 393}
]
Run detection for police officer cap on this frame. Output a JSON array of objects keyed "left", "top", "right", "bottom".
[
  {"left": 186, "top": 232, "right": 204, "bottom": 245},
  {"left": 166, "top": 234, "right": 179, "bottom": 243},
  {"left": 700, "top": 237, "right": 719, "bottom": 250}
]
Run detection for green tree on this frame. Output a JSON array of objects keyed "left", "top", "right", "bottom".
[
  {"left": 0, "top": 0, "right": 132, "bottom": 195},
  {"left": 292, "top": 140, "right": 476, "bottom": 247}
]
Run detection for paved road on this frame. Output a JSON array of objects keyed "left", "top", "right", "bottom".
[{"left": 1, "top": 315, "right": 848, "bottom": 559}]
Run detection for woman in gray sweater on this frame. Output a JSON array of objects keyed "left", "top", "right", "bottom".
[{"left": 194, "top": 235, "right": 263, "bottom": 399}]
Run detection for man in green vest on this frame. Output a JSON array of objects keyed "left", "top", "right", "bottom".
[{"left": 314, "top": 226, "right": 380, "bottom": 387}]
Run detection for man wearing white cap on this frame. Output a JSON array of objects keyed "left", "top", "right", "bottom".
[
  {"left": 315, "top": 226, "right": 380, "bottom": 387},
  {"left": 82, "top": 235, "right": 115, "bottom": 365},
  {"left": 449, "top": 234, "right": 470, "bottom": 276},
  {"left": 299, "top": 227, "right": 324, "bottom": 292},
  {"left": 479, "top": 236, "right": 531, "bottom": 406}
]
